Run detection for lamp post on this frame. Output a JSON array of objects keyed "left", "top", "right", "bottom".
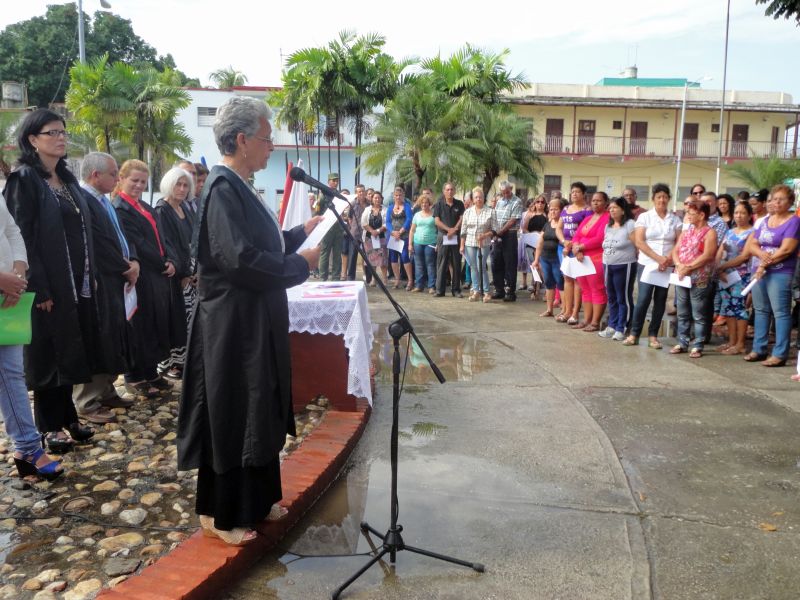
[
  {"left": 674, "top": 76, "right": 711, "bottom": 212},
  {"left": 77, "top": 0, "right": 113, "bottom": 63},
  {"left": 714, "top": 0, "right": 731, "bottom": 193}
]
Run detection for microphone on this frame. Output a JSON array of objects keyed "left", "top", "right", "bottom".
[{"left": 289, "top": 167, "right": 347, "bottom": 202}]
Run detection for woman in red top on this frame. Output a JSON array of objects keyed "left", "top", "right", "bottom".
[{"left": 570, "top": 192, "right": 610, "bottom": 332}]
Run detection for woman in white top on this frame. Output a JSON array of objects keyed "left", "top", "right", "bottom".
[
  {"left": 460, "top": 187, "right": 498, "bottom": 303},
  {"left": 623, "top": 183, "right": 682, "bottom": 349},
  {"left": 0, "top": 196, "right": 63, "bottom": 480}
]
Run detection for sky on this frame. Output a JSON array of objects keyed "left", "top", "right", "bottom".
[{"left": 2, "top": 0, "right": 800, "bottom": 101}]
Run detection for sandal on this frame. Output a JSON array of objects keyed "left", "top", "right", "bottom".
[
  {"left": 743, "top": 352, "right": 768, "bottom": 362},
  {"left": 570, "top": 322, "right": 587, "bottom": 330},
  {"left": 715, "top": 343, "right": 731, "bottom": 352},
  {"left": 554, "top": 313, "right": 567, "bottom": 323},
  {"left": 622, "top": 336, "right": 639, "bottom": 347},
  {"left": 14, "top": 448, "right": 63, "bottom": 481},
  {"left": 44, "top": 432, "right": 74, "bottom": 454},
  {"left": 265, "top": 503, "right": 289, "bottom": 522},
  {"left": 648, "top": 339, "right": 663, "bottom": 350},
  {"left": 125, "top": 381, "right": 160, "bottom": 398},
  {"left": 539, "top": 310, "right": 553, "bottom": 317},
  {"left": 762, "top": 356, "right": 786, "bottom": 367},
  {"left": 582, "top": 324, "right": 599, "bottom": 333},
  {"left": 199, "top": 515, "right": 258, "bottom": 546},
  {"left": 689, "top": 348, "right": 703, "bottom": 359},
  {"left": 670, "top": 345, "right": 686, "bottom": 354},
  {"left": 567, "top": 317, "right": 579, "bottom": 326},
  {"left": 722, "top": 346, "right": 743, "bottom": 355}
]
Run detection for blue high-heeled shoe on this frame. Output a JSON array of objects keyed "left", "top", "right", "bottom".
[{"left": 14, "top": 447, "right": 64, "bottom": 481}]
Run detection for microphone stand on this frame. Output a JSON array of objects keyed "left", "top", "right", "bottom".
[{"left": 303, "top": 186, "right": 485, "bottom": 599}]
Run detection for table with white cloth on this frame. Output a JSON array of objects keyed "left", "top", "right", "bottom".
[{"left": 286, "top": 281, "right": 374, "bottom": 411}]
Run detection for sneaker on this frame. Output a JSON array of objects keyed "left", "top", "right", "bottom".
[
  {"left": 597, "top": 327, "right": 615, "bottom": 339},
  {"left": 612, "top": 331, "right": 626, "bottom": 341}
]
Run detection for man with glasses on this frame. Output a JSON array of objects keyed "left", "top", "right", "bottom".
[{"left": 690, "top": 183, "right": 706, "bottom": 197}]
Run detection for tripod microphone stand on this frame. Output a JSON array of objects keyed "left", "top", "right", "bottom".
[{"left": 287, "top": 169, "right": 484, "bottom": 599}]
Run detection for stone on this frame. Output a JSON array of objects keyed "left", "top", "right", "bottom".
[
  {"left": 161, "top": 432, "right": 177, "bottom": 441},
  {"left": 140, "top": 492, "right": 162, "bottom": 506},
  {"left": 92, "top": 480, "right": 120, "bottom": 492},
  {"left": 69, "top": 524, "right": 103, "bottom": 538},
  {"left": 66, "top": 550, "right": 90, "bottom": 562},
  {"left": 22, "top": 578, "right": 42, "bottom": 591},
  {"left": 63, "top": 497, "right": 93, "bottom": 512},
  {"left": 87, "top": 448, "right": 104, "bottom": 457},
  {"left": 140, "top": 544, "right": 164, "bottom": 556},
  {"left": 103, "top": 557, "right": 141, "bottom": 577},
  {"left": 35, "top": 569, "right": 61, "bottom": 583},
  {"left": 97, "top": 532, "right": 144, "bottom": 552},
  {"left": 73, "top": 483, "right": 88, "bottom": 491},
  {"left": 101, "top": 501, "right": 120, "bottom": 515},
  {"left": 55, "top": 536, "right": 74, "bottom": 545},
  {"left": 156, "top": 482, "right": 180, "bottom": 493},
  {"left": 31, "top": 499, "right": 48, "bottom": 511},
  {"left": 0, "top": 566, "right": 12, "bottom": 575},
  {"left": 117, "top": 488, "right": 135, "bottom": 501},
  {"left": 45, "top": 581, "right": 67, "bottom": 592},
  {"left": 33, "top": 517, "right": 61, "bottom": 527},
  {"left": 166, "top": 531, "right": 187, "bottom": 542},
  {"left": 9, "top": 480, "right": 31, "bottom": 491},
  {"left": 32, "top": 591, "right": 57, "bottom": 600},
  {"left": 108, "top": 575, "right": 128, "bottom": 587},
  {"left": 126, "top": 462, "right": 146, "bottom": 472},
  {"left": 63, "top": 578, "right": 101, "bottom": 600},
  {"left": 98, "top": 452, "right": 124, "bottom": 462},
  {"left": 0, "top": 584, "right": 16, "bottom": 599},
  {"left": 119, "top": 508, "right": 147, "bottom": 526},
  {"left": 53, "top": 545, "right": 77, "bottom": 554},
  {"left": 0, "top": 519, "right": 16, "bottom": 530}
]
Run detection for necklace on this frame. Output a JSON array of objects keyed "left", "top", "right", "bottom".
[{"left": 48, "top": 181, "right": 80, "bottom": 214}]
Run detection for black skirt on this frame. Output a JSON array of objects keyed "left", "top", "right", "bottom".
[{"left": 195, "top": 456, "right": 282, "bottom": 530}]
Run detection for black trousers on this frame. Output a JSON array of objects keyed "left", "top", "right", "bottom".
[
  {"left": 34, "top": 384, "right": 79, "bottom": 432},
  {"left": 436, "top": 242, "right": 462, "bottom": 295},
  {"left": 491, "top": 231, "right": 518, "bottom": 296}
]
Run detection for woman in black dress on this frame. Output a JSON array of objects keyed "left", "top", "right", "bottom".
[
  {"left": 155, "top": 167, "right": 195, "bottom": 379},
  {"left": 177, "top": 96, "right": 321, "bottom": 545},
  {"left": 3, "top": 109, "right": 97, "bottom": 453},
  {"left": 113, "top": 159, "right": 176, "bottom": 397}
]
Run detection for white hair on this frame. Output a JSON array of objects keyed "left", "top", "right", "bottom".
[
  {"left": 213, "top": 96, "right": 273, "bottom": 156},
  {"left": 160, "top": 167, "right": 195, "bottom": 199},
  {"left": 80, "top": 151, "right": 116, "bottom": 181},
  {"left": 498, "top": 180, "right": 513, "bottom": 191}
]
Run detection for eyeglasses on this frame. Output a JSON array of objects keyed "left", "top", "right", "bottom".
[
  {"left": 37, "top": 129, "right": 69, "bottom": 138},
  {"left": 251, "top": 134, "right": 273, "bottom": 144},
  {"left": 691, "top": 191, "right": 703, "bottom": 196}
]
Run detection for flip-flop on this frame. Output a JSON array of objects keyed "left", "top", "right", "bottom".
[
  {"left": 670, "top": 345, "right": 686, "bottom": 354},
  {"left": 689, "top": 348, "right": 702, "bottom": 358},
  {"left": 265, "top": 504, "right": 289, "bottom": 522}
]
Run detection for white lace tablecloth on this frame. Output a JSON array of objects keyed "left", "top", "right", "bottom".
[{"left": 286, "top": 281, "right": 373, "bottom": 404}]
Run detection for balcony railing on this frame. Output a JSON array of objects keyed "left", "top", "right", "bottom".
[
  {"left": 271, "top": 128, "right": 355, "bottom": 148},
  {"left": 538, "top": 135, "right": 796, "bottom": 160}
]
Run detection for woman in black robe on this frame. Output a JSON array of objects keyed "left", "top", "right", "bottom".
[
  {"left": 2, "top": 109, "right": 97, "bottom": 453},
  {"left": 177, "top": 96, "right": 321, "bottom": 545},
  {"left": 155, "top": 166, "right": 195, "bottom": 379},
  {"left": 112, "top": 159, "right": 176, "bottom": 397}
]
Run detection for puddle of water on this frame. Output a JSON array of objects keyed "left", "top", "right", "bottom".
[{"left": 370, "top": 325, "right": 494, "bottom": 385}]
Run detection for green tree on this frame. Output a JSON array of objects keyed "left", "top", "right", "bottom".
[
  {"left": 725, "top": 155, "right": 800, "bottom": 189},
  {"left": 0, "top": 111, "right": 24, "bottom": 178},
  {"left": 209, "top": 66, "right": 248, "bottom": 88},
  {"left": 756, "top": 0, "right": 800, "bottom": 24}
]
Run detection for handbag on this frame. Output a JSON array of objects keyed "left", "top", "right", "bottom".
[{"left": 0, "top": 292, "right": 35, "bottom": 345}]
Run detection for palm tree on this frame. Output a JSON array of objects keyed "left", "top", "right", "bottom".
[
  {"left": 725, "top": 155, "right": 800, "bottom": 190},
  {"left": 209, "top": 66, "right": 248, "bottom": 88},
  {"left": 460, "top": 105, "right": 542, "bottom": 195},
  {"left": 0, "top": 111, "right": 22, "bottom": 178}
]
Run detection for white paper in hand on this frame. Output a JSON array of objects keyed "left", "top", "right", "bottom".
[
  {"left": 718, "top": 270, "right": 741, "bottom": 290},
  {"left": 297, "top": 198, "right": 350, "bottom": 252},
  {"left": 387, "top": 237, "right": 405, "bottom": 253},
  {"left": 442, "top": 234, "right": 458, "bottom": 246},
  {"left": 124, "top": 283, "right": 138, "bottom": 320},
  {"left": 640, "top": 264, "right": 672, "bottom": 288},
  {"left": 529, "top": 265, "right": 542, "bottom": 283},
  {"left": 668, "top": 271, "right": 692, "bottom": 288}
]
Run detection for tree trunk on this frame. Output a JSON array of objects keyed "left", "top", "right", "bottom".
[
  {"left": 316, "top": 110, "right": 322, "bottom": 181},
  {"left": 354, "top": 114, "right": 362, "bottom": 185},
  {"left": 336, "top": 111, "right": 341, "bottom": 184},
  {"left": 104, "top": 127, "right": 111, "bottom": 153},
  {"left": 294, "top": 130, "right": 300, "bottom": 161}
]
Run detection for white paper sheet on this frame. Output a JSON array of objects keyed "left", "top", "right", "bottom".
[
  {"left": 521, "top": 232, "right": 540, "bottom": 248},
  {"left": 559, "top": 256, "right": 573, "bottom": 278},
  {"left": 740, "top": 276, "right": 759, "bottom": 297},
  {"left": 297, "top": 198, "right": 351, "bottom": 252},
  {"left": 640, "top": 264, "right": 673, "bottom": 288},
  {"left": 442, "top": 234, "right": 458, "bottom": 246},
  {"left": 529, "top": 265, "right": 542, "bottom": 283},
  {"left": 124, "top": 283, "right": 138, "bottom": 320},
  {"left": 561, "top": 256, "right": 596, "bottom": 277},
  {"left": 371, "top": 235, "right": 380, "bottom": 248},
  {"left": 387, "top": 237, "right": 405, "bottom": 253},
  {"left": 718, "top": 269, "right": 742, "bottom": 290},
  {"left": 669, "top": 272, "right": 692, "bottom": 288}
]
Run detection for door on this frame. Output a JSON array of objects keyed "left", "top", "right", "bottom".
[
  {"left": 543, "top": 175, "right": 562, "bottom": 197},
  {"left": 577, "top": 120, "right": 595, "bottom": 154},
  {"left": 771, "top": 126, "right": 780, "bottom": 156},
  {"left": 682, "top": 123, "right": 699, "bottom": 158},
  {"left": 629, "top": 121, "right": 648, "bottom": 155},
  {"left": 545, "top": 119, "right": 564, "bottom": 153},
  {"left": 731, "top": 124, "right": 749, "bottom": 157}
]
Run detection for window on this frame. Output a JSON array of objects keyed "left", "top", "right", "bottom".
[
  {"left": 711, "top": 123, "right": 720, "bottom": 133},
  {"left": 197, "top": 107, "right": 217, "bottom": 127},
  {"left": 543, "top": 175, "right": 562, "bottom": 197},
  {"left": 612, "top": 121, "right": 622, "bottom": 130}
]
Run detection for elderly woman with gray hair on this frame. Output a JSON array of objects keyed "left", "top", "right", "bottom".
[
  {"left": 177, "top": 96, "right": 322, "bottom": 545},
  {"left": 155, "top": 167, "right": 196, "bottom": 379}
]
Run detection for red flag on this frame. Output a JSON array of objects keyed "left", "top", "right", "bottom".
[{"left": 278, "top": 162, "right": 294, "bottom": 226}]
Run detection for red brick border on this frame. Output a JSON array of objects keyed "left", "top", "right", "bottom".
[{"left": 98, "top": 399, "right": 371, "bottom": 600}]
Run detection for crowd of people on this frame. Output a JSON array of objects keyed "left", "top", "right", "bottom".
[{"left": 334, "top": 178, "right": 800, "bottom": 373}]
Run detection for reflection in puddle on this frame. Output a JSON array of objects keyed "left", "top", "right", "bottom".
[{"left": 371, "top": 325, "right": 494, "bottom": 385}]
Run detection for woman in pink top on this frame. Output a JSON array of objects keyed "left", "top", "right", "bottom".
[{"left": 571, "top": 192, "right": 610, "bottom": 332}]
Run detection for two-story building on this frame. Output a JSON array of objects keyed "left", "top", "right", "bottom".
[{"left": 506, "top": 72, "right": 800, "bottom": 205}]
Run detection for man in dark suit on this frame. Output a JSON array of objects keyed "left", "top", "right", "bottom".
[{"left": 74, "top": 152, "right": 139, "bottom": 423}]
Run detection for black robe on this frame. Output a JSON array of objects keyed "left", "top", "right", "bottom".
[
  {"left": 177, "top": 165, "right": 308, "bottom": 474},
  {"left": 154, "top": 198, "right": 193, "bottom": 348},
  {"left": 80, "top": 187, "right": 133, "bottom": 375},
  {"left": 112, "top": 194, "right": 173, "bottom": 372},
  {"left": 2, "top": 164, "right": 97, "bottom": 390}
]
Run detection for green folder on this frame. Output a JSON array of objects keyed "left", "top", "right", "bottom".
[{"left": 0, "top": 292, "right": 35, "bottom": 345}]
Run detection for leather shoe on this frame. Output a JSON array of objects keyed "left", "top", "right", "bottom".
[
  {"left": 77, "top": 407, "right": 117, "bottom": 424},
  {"left": 434, "top": 292, "right": 446, "bottom": 297},
  {"left": 100, "top": 395, "right": 134, "bottom": 409},
  {"left": 502, "top": 294, "right": 517, "bottom": 302},
  {"left": 491, "top": 293, "right": 505, "bottom": 300}
]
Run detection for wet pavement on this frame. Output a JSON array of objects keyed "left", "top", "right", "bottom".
[{"left": 223, "top": 288, "right": 800, "bottom": 599}]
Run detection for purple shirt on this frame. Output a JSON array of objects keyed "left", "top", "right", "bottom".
[
  {"left": 753, "top": 215, "right": 800, "bottom": 275},
  {"left": 560, "top": 208, "right": 592, "bottom": 241}
]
